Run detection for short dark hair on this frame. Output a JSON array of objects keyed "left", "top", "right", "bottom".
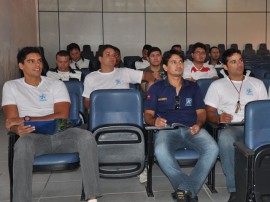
[
  {"left": 56, "top": 50, "right": 70, "bottom": 59},
  {"left": 171, "top": 44, "right": 182, "bottom": 50},
  {"left": 147, "top": 47, "right": 162, "bottom": 57},
  {"left": 97, "top": 44, "right": 116, "bottom": 57},
  {"left": 192, "top": 42, "right": 206, "bottom": 53},
  {"left": 113, "top": 46, "right": 120, "bottom": 54},
  {"left": 209, "top": 46, "right": 219, "bottom": 53},
  {"left": 162, "top": 49, "right": 185, "bottom": 66},
  {"left": 221, "top": 48, "right": 241, "bottom": 65},
  {"left": 17, "top": 47, "right": 41, "bottom": 64},
  {"left": 66, "top": 43, "right": 80, "bottom": 53},
  {"left": 143, "top": 44, "right": 152, "bottom": 51}
]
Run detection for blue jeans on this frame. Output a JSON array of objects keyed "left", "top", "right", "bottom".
[
  {"left": 218, "top": 126, "right": 244, "bottom": 193},
  {"left": 154, "top": 127, "right": 218, "bottom": 197}
]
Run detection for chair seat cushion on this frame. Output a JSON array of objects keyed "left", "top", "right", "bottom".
[
  {"left": 33, "top": 153, "right": 79, "bottom": 166},
  {"left": 174, "top": 149, "right": 199, "bottom": 166},
  {"left": 175, "top": 149, "right": 199, "bottom": 160}
]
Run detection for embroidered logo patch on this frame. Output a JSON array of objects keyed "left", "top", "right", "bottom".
[
  {"left": 115, "top": 79, "right": 121, "bottom": 85},
  {"left": 185, "top": 98, "right": 192, "bottom": 106},
  {"left": 158, "top": 97, "right": 167, "bottom": 101},
  {"left": 246, "top": 88, "right": 253, "bottom": 95},
  {"left": 39, "top": 93, "right": 47, "bottom": 101}
]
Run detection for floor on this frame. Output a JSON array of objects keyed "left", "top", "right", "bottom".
[{"left": 0, "top": 110, "right": 230, "bottom": 202}]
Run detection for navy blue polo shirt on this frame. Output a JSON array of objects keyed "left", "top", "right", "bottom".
[{"left": 144, "top": 78, "right": 205, "bottom": 127}]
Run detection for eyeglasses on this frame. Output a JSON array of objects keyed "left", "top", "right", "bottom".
[
  {"left": 174, "top": 96, "right": 180, "bottom": 110},
  {"left": 194, "top": 51, "right": 206, "bottom": 55}
]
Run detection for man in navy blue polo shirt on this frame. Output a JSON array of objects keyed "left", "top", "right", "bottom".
[{"left": 144, "top": 49, "right": 218, "bottom": 202}]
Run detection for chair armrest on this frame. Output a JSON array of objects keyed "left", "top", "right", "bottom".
[
  {"left": 8, "top": 132, "right": 19, "bottom": 147},
  {"left": 205, "top": 121, "right": 222, "bottom": 141},
  {"left": 234, "top": 142, "right": 255, "bottom": 157}
]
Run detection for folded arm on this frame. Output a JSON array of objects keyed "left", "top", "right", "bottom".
[{"left": 3, "top": 102, "right": 70, "bottom": 136}]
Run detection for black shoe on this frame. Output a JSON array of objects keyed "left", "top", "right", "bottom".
[
  {"left": 173, "top": 189, "right": 192, "bottom": 202},
  {"left": 228, "top": 192, "right": 237, "bottom": 202}
]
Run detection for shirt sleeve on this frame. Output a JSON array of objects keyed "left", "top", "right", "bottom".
[
  {"left": 193, "top": 84, "right": 205, "bottom": 109},
  {"left": 52, "top": 80, "right": 70, "bottom": 103},
  {"left": 123, "top": 68, "right": 143, "bottom": 84},
  {"left": 258, "top": 80, "right": 268, "bottom": 99},
  {"left": 183, "top": 64, "right": 191, "bottom": 79},
  {"left": 204, "top": 82, "right": 219, "bottom": 108},
  {"left": 1, "top": 81, "right": 16, "bottom": 106},
  {"left": 82, "top": 74, "right": 94, "bottom": 98},
  {"left": 208, "top": 67, "right": 218, "bottom": 78},
  {"left": 46, "top": 71, "right": 61, "bottom": 80},
  {"left": 144, "top": 85, "right": 158, "bottom": 111}
]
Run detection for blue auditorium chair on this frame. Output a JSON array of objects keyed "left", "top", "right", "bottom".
[
  {"left": 64, "top": 80, "right": 86, "bottom": 124},
  {"left": 261, "top": 78, "right": 270, "bottom": 91},
  {"left": 89, "top": 89, "right": 145, "bottom": 178},
  {"left": 8, "top": 91, "right": 82, "bottom": 201},
  {"left": 146, "top": 78, "right": 217, "bottom": 197},
  {"left": 234, "top": 100, "right": 270, "bottom": 202}
]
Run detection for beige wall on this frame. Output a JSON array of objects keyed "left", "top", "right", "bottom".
[
  {"left": 0, "top": 0, "right": 38, "bottom": 103},
  {"left": 39, "top": 0, "right": 270, "bottom": 67}
]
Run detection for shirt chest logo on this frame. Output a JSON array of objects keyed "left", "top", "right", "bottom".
[
  {"left": 115, "top": 79, "right": 121, "bottom": 86},
  {"left": 246, "top": 88, "right": 253, "bottom": 95},
  {"left": 39, "top": 93, "right": 47, "bottom": 101},
  {"left": 185, "top": 98, "right": 192, "bottom": 106}
]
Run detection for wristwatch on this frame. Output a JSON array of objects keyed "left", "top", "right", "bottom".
[{"left": 24, "top": 116, "right": 31, "bottom": 121}]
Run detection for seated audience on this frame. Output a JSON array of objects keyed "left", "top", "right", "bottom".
[
  {"left": 141, "top": 46, "right": 165, "bottom": 93},
  {"left": 83, "top": 44, "right": 155, "bottom": 111},
  {"left": 183, "top": 42, "right": 218, "bottom": 82},
  {"left": 144, "top": 49, "right": 218, "bottom": 202},
  {"left": 204, "top": 48, "right": 267, "bottom": 202},
  {"left": 46, "top": 50, "right": 82, "bottom": 81},
  {"left": 135, "top": 44, "right": 152, "bottom": 70},
  {"left": 67, "top": 43, "right": 91, "bottom": 70},
  {"left": 205, "top": 46, "right": 223, "bottom": 68},
  {"left": 2, "top": 47, "right": 100, "bottom": 202}
]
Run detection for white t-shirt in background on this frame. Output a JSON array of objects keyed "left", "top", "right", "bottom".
[
  {"left": 46, "top": 70, "right": 82, "bottom": 81},
  {"left": 183, "top": 62, "right": 218, "bottom": 80},
  {"left": 70, "top": 58, "right": 90, "bottom": 70},
  {"left": 83, "top": 68, "right": 143, "bottom": 98},
  {"left": 135, "top": 59, "right": 149, "bottom": 70}
]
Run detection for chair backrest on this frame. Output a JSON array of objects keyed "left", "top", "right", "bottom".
[
  {"left": 69, "top": 92, "right": 80, "bottom": 120},
  {"left": 123, "top": 56, "right": 141, "bottom": 69},
  {"left": 244, "top": 100, "right": 270, "bottom": 150},
  {"left": 257, "top": 43, "right": 270, "bottom": 55},
  {"left": 64, "top": 80, "right": 84, "bottom": 114},
  {"left": 260, "top": 78, "right": 270, "bottom": 91},
  {"left": 218, "top": 44, "right": 225, "bottom": 55},
  {"left": 259, "top": 43, "right": 267, "bottom": 51},
  {"left": 245, "top": 43, "right": 253, "bottom": 50},
  {"left": 81, "top": 44, "right": 94, "bottom": 60},
  {"left": 89, "top": 89, "right": 143, "bottom": 131},
  {"left": 89, "top": 89, "right": 145, "bottom": 178},
  {"left": 38, "top": 46, "right": 50, "bottom": 76},
  {"left": 197, "top": 78, "right": 216, "bottom": 98},
  {"left": 230, "top": 43, "right": 239, "bottom": 50},
  {"left": 79, "top": 68, "right": 91, "bottom": 82}
]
